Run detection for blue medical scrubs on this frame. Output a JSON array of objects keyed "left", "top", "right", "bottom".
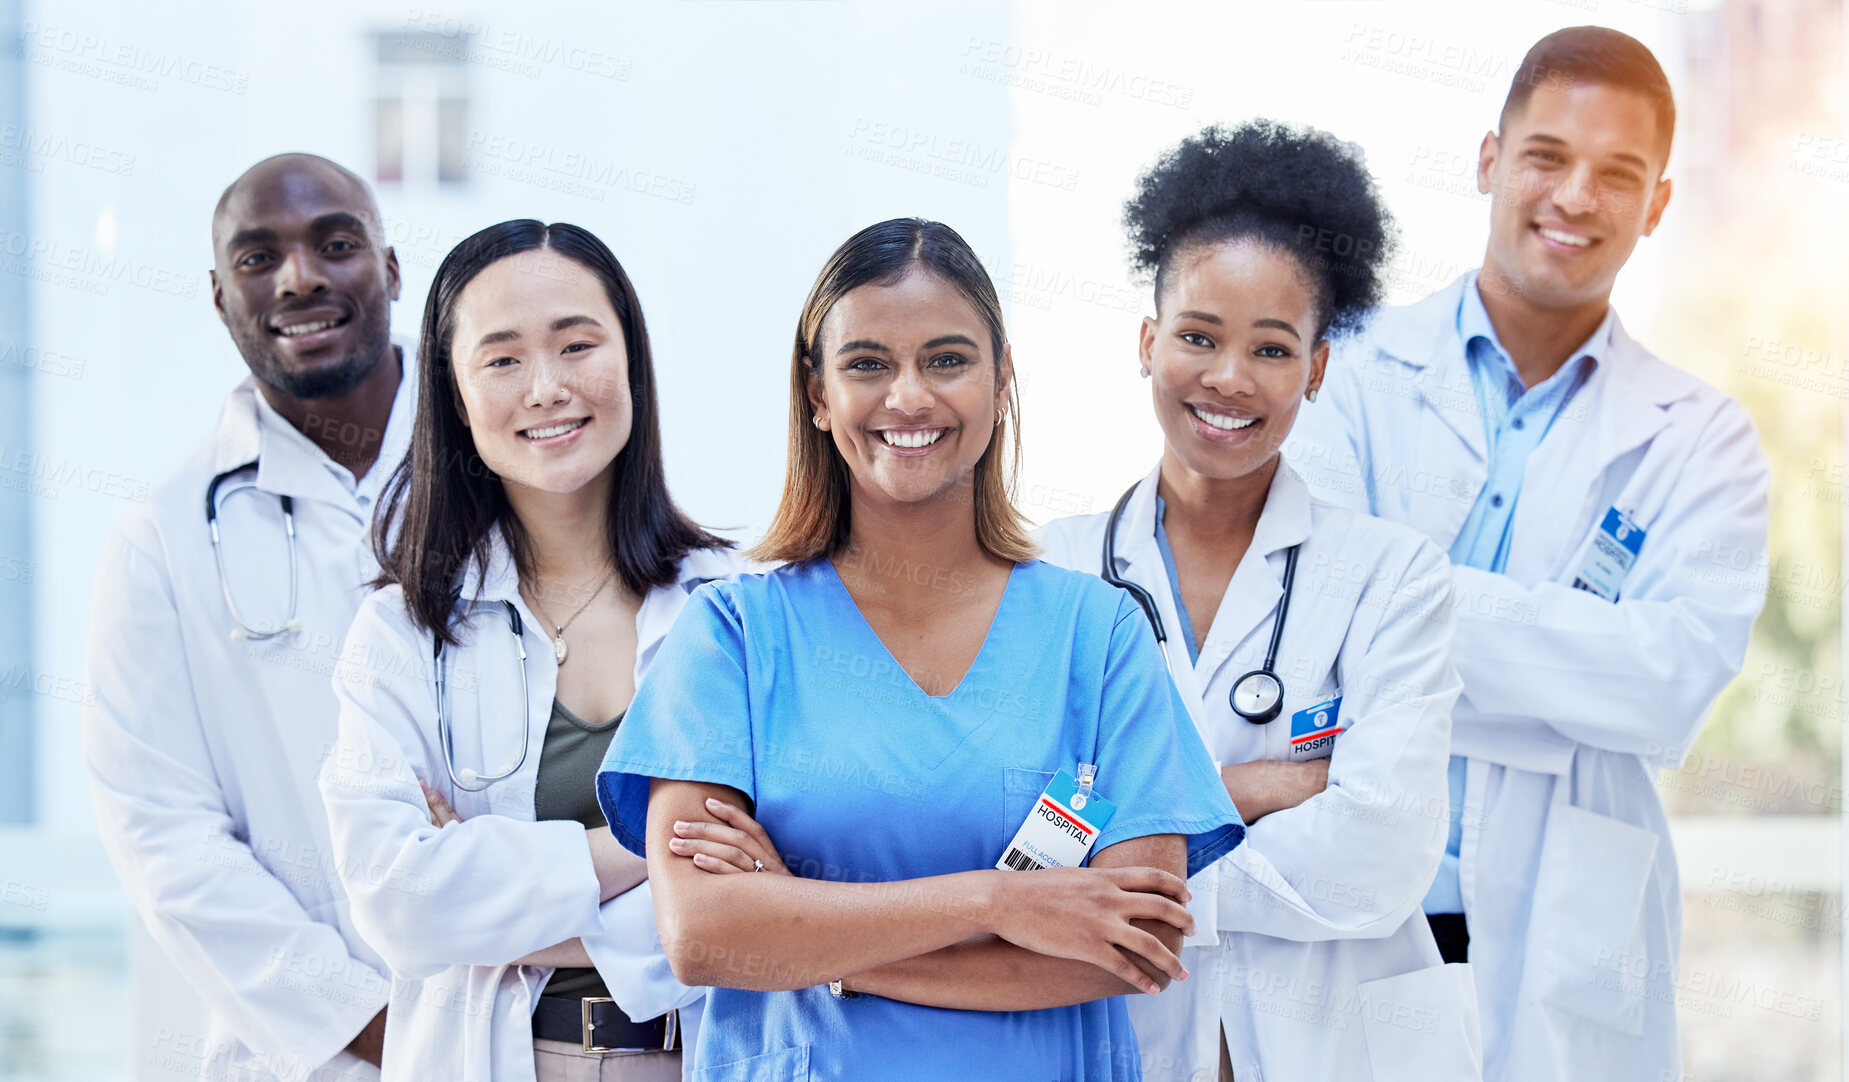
[{"left": 599, "top": 558, "right": 1244, "bottom": 1082}]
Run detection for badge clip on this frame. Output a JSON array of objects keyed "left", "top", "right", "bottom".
[{"left": 1072, "top": 762, "right": 1097, "bottom": 810}]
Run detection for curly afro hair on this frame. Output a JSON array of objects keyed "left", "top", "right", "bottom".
[{"left": 1123, "top": 121, "right": 1395, "bottom": 338}]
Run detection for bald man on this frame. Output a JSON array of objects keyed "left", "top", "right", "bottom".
[{"left": 84, "top": 154, "right": 410, "bottom": 1081}]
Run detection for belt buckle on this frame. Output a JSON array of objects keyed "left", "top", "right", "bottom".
[
  {"left": 580, "top": 999, "right": 679, "bottom": 1055},
  {"left": 581, "top": 997, "right": 615, "bottom": 1054}
]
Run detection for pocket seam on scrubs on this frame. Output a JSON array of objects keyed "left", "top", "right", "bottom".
[
  {"left": 691, "top": 1043, "right": 810, "bottom": 1081},
  {"left": 1003, "top": 767, "right": 1056, "bottom": 842}
]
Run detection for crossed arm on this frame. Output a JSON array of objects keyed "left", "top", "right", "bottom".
[
  {"left": 649, "top": 779, "right": 1194, "bottom": 1010},
  {"left": 419, "top": 782, "right": 647, "bottom": 968}
]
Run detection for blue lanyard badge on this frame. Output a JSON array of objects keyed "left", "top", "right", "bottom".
[
  {"left": 1572, "top": 507, "right": 1646, "bottom": 601},
  {"left": 1287, "top": 695, "right": 1344, "bottom": 762},
  {"left": 998, "top": 765, "right": 1118, "bottom": 871}
]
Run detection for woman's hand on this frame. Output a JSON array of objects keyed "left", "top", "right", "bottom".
[
  {"left": 1221, "top": 759, "right": 1330, "bottom": 823},
  {"left": 984, "top": 865, "right": 1195, "bottom": 996},
  {"left": 671, "top": 797, "right": 792, "bottom": 876},
  {"left": 421, "top": 781, "right": 461, "bottom": 827}
]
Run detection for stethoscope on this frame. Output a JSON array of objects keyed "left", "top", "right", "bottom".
[
  {"left": 433, "top": 600, "right": 532, "bottom": 791},
  {"left": 1101, "top": 483, "right": 1300, "bottom": 724},
  {"left": 205, "top": 460, "right": 301, "bottom": 642}
]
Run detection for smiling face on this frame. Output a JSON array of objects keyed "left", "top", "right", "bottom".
[
  {"left": 1479, "top": 80, "right": 1672, "bottom": 311},
  {"left": 448, "top": 248, "right": 633, "bottom": 496},
  {"left": 1142, "top": 239, "right": 1327, "bottom": 484},
  {"left": 212, "top": 158, "right": 401, "bottom": 399},
  {"left": 807, "top": 270, "right": 1009, "bottom": 511}
]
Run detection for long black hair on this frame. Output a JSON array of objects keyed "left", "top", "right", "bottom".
[{"left": 375, "top": 219, "right": 729, "bottom": 645}]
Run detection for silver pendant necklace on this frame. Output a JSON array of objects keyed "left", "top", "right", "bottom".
[{"left": 524, "top": 570, "right": 613, "bottom": 665}]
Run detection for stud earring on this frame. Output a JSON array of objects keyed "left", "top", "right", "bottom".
[
  {"left": 1306, "top": 388, "right": 1319, "bottom": 403},
  {"left": 1139, "top": 365, "right": 1151, "bottom": 378}
]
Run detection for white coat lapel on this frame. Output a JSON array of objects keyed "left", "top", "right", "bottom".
[
  {"left": 1374, "top": 277, "right": 1489, "bottom": 464},
  {"left": 634, "top": 546, "right": 738, "bottom": 681},
  {"left": 1194, "top": 464, "right": 1313, "bottom": 694},
  {"left": 446, "top": 530, "right": 555, "bottom": 822},
  {"left": 1507, "top": 316, "right": 1694, "bottom": 584},
  {"left": 1113, "top": 469, "right": 1213, "bottom": 736},
  {"left": 1367, "top": 277, "right": 1489, "bottom": 548}
]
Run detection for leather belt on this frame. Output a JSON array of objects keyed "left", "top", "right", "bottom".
[{"left": 533, "top": 996, "right": 679, "bottom": 1054}]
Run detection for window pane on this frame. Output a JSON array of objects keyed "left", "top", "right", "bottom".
[
  {"left": 374, "top": 97, "right": 404, "bottom": 184},
  {"left": 437, "top": 97, "right": 468, "bottom": 185}
]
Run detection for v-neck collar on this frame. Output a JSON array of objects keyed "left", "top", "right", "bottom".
[{"left": 819, "top": 557, "right": 1022, "bottom": 701}]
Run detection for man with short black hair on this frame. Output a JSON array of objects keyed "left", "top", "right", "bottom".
[
  {"left": 84, "top": 153, "right": 410, "bottom": 1080},
  {"left": 1295, "top": 26, "right": 1769, "bottom": 1082}
]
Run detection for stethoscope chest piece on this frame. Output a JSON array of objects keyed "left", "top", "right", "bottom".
[
  {"left": 1230, "top": 668, "right": 1284, "bottom": 724},
  {"left": 1227, "top": 544, "right": 1301, "bottom": 725},
  {"left": 1102, "top": 480, "right": 1304, "bottom": 727}
]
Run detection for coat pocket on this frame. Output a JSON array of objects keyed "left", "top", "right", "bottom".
[
  {"left": 1530, "top": 803, "right": 1659, "bottom": 1035},
  {"left": 1358, "top": 962, "right": 1483, "bottom": 1082},
  {"left": 692, "top": 1044, "right": 811, "bottom": 1082}
]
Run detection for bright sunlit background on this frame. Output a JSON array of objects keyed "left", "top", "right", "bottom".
[{"left": 0, "top": 1, "right": 1843, "bottom": 1078}]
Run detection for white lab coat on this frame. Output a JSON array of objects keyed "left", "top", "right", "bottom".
[
  {"left": 1040, "top": 462, "right": 1480, "bottom": 1082},
  {"left": 1288, "top": 274, "right": 1770, "bottom": 1082},
  {"left": 319, "top": 532, "right": 738, "bottom": 1082},
  {"left": 83, "top": 365, "right": 416, "bottom": 1082}
]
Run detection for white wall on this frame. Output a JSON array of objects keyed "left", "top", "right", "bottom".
[
  {"left": 16, "top": 3, "right": 1783, "bottom": 1080},
  {"left": 26, "top": 0, "right": 1015, "bottom": 835}
]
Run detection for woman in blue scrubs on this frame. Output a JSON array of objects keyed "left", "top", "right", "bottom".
[{"left": 596, "top": 218, "right": 1244, "bottom": 1081}]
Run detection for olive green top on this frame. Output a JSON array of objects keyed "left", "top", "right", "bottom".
[{"left": 535, "top": 697, "right": 622, "bottom": 1001}]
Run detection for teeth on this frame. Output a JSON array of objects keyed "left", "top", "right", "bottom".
[
  {"left": 881, "top": 429, "right": 945, "bottom": 449},
  {"left": 1190, "top": 405, "right": 1256, "bottom": 431},
  {"left": 1538, "top": 227, "right": 1591, "bottom": 248},
  {"left": 521, "top": 420, "right": 586, "bottom": 440},
  {"left": 278, "top": 319, "right": 340, "bottom": 337}
]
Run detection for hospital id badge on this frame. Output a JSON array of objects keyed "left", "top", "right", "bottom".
[
  {"left": 997, "top": 766, "right": 1117, "bottom": 871},
  {"left": 1288, "top": 696, "right": 1344, "bottom": 761},
  {"left": 1572, "top": 507, "right": 1645, "bottom": 601}
]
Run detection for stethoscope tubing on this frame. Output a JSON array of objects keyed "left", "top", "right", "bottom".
[
  {"left": 1101, "top": 480, "right": 1299, "bottom": 724},
  {"left": 205, "top": 460, "right": 299, "bottom": 642},
  {"left": 434, "top": 600, "right": 532, "bottom": 792}
]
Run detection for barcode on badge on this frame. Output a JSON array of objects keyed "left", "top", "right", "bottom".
[{"left": 1002, "top": 847, "right": 1047, "bottom": 871}]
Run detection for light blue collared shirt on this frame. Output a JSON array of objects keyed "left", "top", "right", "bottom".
[
  {"left": 1153, "top": 495, "right": 1202, "bottom": 665},
  {"left": 1423, "top": 274, "right": 1609, "bottom": 916}
]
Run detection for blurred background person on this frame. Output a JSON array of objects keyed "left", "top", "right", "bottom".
[
  {"left": 82, "top": 154, "right": 408, "bottom": 1080},
  {"left": 1293, "top": 27, "right": 1772, "bottom": 1082}
]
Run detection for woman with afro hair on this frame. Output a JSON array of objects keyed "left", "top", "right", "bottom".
[{"left": 1039, "top": 122, "right": 1482, "bottom": 1081}]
